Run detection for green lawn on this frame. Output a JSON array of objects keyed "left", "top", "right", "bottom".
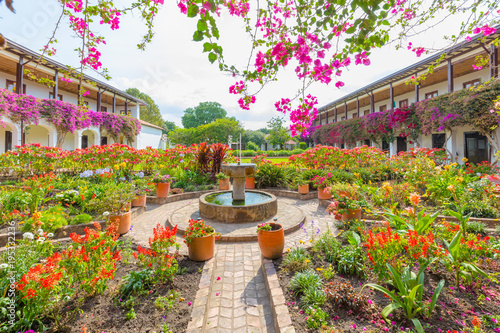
[{"left": 240, "top": 157, "right": 290, "bottom": 164}]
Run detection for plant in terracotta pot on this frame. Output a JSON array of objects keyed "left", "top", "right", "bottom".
[
  {"left": 312, "top": 175, "right": 332, "bottom": 200},
  {"left": 216, "top": 172, "right": 230, "bottom": 190},
  {"left": 152, "top": 173, "right": 173, "bottom": 198},
  {"left": 294, "top": 175, "right": 310, "bottom": 194},
  {"left": 89, "top": 183, "right": 136, "bottom": 235},
  {"left": 257, "top": 220, "right": 284, "bottom": 259},
  {"left": 330, "top": 182, "right": 359, "bottom": 199},
  {"left": 183, "top": 218, "right": 220, "bottom": 261},
  {"left": 131, "top": 172, "right": 150, "bottom": 207},
  {"left": 327, "top": 195, "right": 367, "bottom": 221}
]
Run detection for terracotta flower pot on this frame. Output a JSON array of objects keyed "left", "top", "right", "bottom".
[
  {"left": 298, "top": 184, "right": 309, "bottom": 194},
  {"left": 156, "top": 182, "right": 171, "bottom": 198},
  {"left": 245, "top": 177, "right": 255, "bottom": 189},
  {"left": 109, "top": 211, "right": 132, "bottom": 235},
  {"left": 318, "top": 187, "right": 332, "bottom": 200},
  {"left": 131, "top": 194, "right": 146, "bottom": 207},
  {"left": 258, "top": 223, "right": 284, "bottom": 260},
  {"left": 337, "top": 191, "right": 351, "bottom": 198},
  {"left": 188, "top": 233, "right": 216, "bottom": 261},
  {"left": 219, "top": 178, "right": 230, "bottom": 190},
  {"left": 341, "top": 208, "right": 362, "bottom": 221}
]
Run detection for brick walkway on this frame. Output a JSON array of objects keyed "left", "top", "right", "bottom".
[{"left": 128, "top": 197, "right": 335, "bottom": 332}]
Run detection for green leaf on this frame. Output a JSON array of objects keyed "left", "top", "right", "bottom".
[
  {"left": 346, "top": 26, "right": 356, "bottom": 34},
  {"left": 203, "top": 42, "right": 212, "bottom": 52},
  {"left": 381, "top": 303, "right": 401, "bottom": 320},
  {"left": 193, "top": 30, "right": 204, "bottom": 42},
  {"left": 428, "top": 279, "right": 445, "bottom": 315},
  {"left": 208, "top": 52, "right": 217, "bottom": 64},
  {"left": 197, "top": 19, "right": 207, "bottom": 31},
  {"left": 187, "top": 4, "right": 199, "bottom": 17},
  {"left": 411, "top": 318, "right": 425, "bottom": 333},
  {"left": 382, "top": 20, "right": 390, "bottom": 26}
]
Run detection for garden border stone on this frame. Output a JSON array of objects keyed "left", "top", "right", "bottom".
[
  {"left": 186, "top": 257, "right": 214, "bottom": 333},
  {"left": 0, "top": 206, "right": 146, "bottom": 247},
  {"left": 262, "top": 257, "right": 296, "bottom": 333}
]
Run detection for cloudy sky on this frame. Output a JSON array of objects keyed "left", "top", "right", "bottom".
[{"left": 1, "top": 0, "right": 471, "bottom": 130}]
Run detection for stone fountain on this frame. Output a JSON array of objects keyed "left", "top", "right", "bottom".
[{"left": 198, "top": 163, "right": 278, "bottom": 223}]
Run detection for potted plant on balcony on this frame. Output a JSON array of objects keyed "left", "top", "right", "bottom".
[
  {"left": 294, "top": 175, "right": 310, "bottom": 195},
  {"left": 312, "top": 175, "right": 332, "bottom": 200},
  {"left": 183, "top": 218, "right": 220, "bottom": 261},
  {"left": 152, "top": 173, "right": 173, "bottom": 198},
  {"left": 90, "top": 183, "right": 137, "bottom": 235},
  {"left": 327, "top": 195, "right": 367, "bottom": 221},
  {"left": 257, "top": 219, "right": 284, "bottom": 259},
  {"left": 131, "top": 172, "right": 149, "bottom": 207},
  {"left": 216, "top": 172, "right": 230, "bottom": 190}
]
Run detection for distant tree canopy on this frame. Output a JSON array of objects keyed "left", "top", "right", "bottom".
[
  {"left": 243, "top": 130, "right": 266, "bottom": 147},
  {"left": 170, "top": 118, "right": 244, "bottom": 145},
  {"left": 125, "top": 88, "right": 163, "bottom": 128},
  {"left": 181, "top": 102, "right": 228, "bottom": 128},
  {"left": 258, "top": 128, "right": 270, "bottom": 135},
  {"left": 163, "top": 120, "right": 177, "bottom": 134},
  {"left": 268, "top": 116, "right": 291, "bottom": 150}
]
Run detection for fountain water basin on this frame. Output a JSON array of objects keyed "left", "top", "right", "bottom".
[{"left": 199, "top": 190, "right": 278, "bottom": 223}]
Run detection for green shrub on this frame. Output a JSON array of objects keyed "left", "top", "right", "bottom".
[
  {"left": 337, "top": 245, "right": 366, "bottom": 278},
  {"left": 185, "top": 185, "right": 196, "bottom": 192},
  {"left": 246, "top": 141, "right": 259, "bottom": 151},
  {"left": 282, "top": 247, "right": 310, "bottom": 272},
  {"left": 466, "top": 221, "right": 488, "bottom": 235},
  {"left": 305, "top": 306, "right": 328, "bottom": 329},
  {"left": 312, "top": 232, "right": 341, "bottom": 263},
  {"left": 291, "top": 148, "right": 305, "bottom": 155},
  {"left": 70, "top": 213, "right": 93, "bottom": 225},
  {"left": 302, "top": 285, "right": 326, "bottom": 308},
  {"left": 289, "top": 270, "right": 322, "bottom": 295},
  {"left": 22, "top": 205, "right": 68, "bottom": 233},
  {"left": 298, "top": 142, "right": 307, "bottom": 150},
  {"left": 255, "top": 163, "right": 292, "bottom": 188}
]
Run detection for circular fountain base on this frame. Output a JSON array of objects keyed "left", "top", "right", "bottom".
[
  {"left": 199, "top": 190, "right": 278, "bottom": 223},
  {"left": 169, "top": 199, "right": 305, "bottom": 242}
]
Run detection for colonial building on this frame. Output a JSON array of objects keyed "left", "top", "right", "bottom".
[
  {"left": 0, "top": 37, "right": 164, "bottom": 153},
  {"left": 313, "top": 28, "right": 500, "bottom": 164}
]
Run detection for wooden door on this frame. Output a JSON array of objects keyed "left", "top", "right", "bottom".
[
  {"left": 5, "top": 131, "right": 12, "bottom": 152},
  {"left": 465, "top": 132, "right": 488, "bottom": 164},
  {"left": 397, "top": 137, "right": 407, "bottom": 153},
  {"left": 82, "top": 135, "right": 88, "bottom": 149}
]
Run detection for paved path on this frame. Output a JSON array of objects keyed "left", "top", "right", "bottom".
[{"left": 127, "top": 197, "right": 335, "bottom": 332}]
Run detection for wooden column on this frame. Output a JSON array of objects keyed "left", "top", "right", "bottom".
[
  {"left": 356, "top": 97, "right": 360, "bottom": 117},
  {"left": 491, "top": 44, "right": 498, "bottom": 78},
  {"left": 17, "top": 56, "right": 26, "bottom": 145},
  {"left": 96, "top": 88, "right": 101, "bottom": 112},
  {"left": 78, "top": 84, "right": 81, "bottom": 101},
  {"left": 344, "top": 101, "right": 347, "bottom": 119},
  {"left": 125, "top": 100, "right": 128, "bottom": 115},
  {"left": 334, "top": 106, "right": 338, "bottom": 122},
  {"left": 53, "top": 70, "right": 59, "bottom": 98},
  {"left": 319, "top": 112, "right": 322, "bottom": 125},
  {"left": 370, "top": 92, "right": 374, "bottom": 113},
  {"left": 325, "top": 111, "right": 329, "bottom": 124},
  {"left": 414, "top": 83, "right": 419, "bottom": 103},
  {"left": 447, "top": 59, "right": 454, "bottom": 93},
  {"left": 390, "top": 83, "right": 394, "bottom": 109},
  {"left": 112, "top": 94, "right": 116, "bottom": 114}
]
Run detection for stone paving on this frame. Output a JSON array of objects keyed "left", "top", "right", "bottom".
[{"left": 128, "top": 197, "right": 336, "bottom": 332}]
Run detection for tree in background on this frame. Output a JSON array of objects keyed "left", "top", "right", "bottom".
[
  {"left": 163, "top": 120, "right": 177, "bottom": 134},
  {"left": 125, "top": 88, "right": 164, "bottom": 128},
  {"left": 169, "top": 118, "right": 243, "bottom": 145},
  {"left": 258, "top": 128, "right": 270, "bottom": 135},
  {"left": 181, "top": 102, "right": 228, "bottom": 128},
  {"left": 267, "top": 116, "right": 291, "bottom": 150},
  {"left": 243, "top": 130, "right": 266, "bottom": 148}
]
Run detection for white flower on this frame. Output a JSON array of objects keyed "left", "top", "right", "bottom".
[
  {"left": 103, "top": 211, "right": 110, "bottom": 216},
  {"left": 23, "top": 232, "right": 34, "bottom": 240},
  {"left": 37, "top": 238, "right": 45, "bottom": 243},
  {"left": 37, "top": 229, "right": 44, "bottom": 235},
  {"left": 47, "top": 233, "right": 54, "bottom": 238},
  {"left": 0, "top": 263, "right": 9, "bottom": 269}
]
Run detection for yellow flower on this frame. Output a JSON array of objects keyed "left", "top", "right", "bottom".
[
  {"left": 120, "top": 162, "right": 126, "bottom": 168},
  {"left": 316, "top": 268, "right": 323, "bottom": 271},
  {"left": 286, "top": 248, "right": 290, "bottom": 252},
  {"left": 114, "top": 164, "right": 120, "bottom": 170},
  {"left": 305, "top": 259, "right": 310, "bottom": 263},
  {"left": 299, "top": 240, "right": 305, "bottom": 244},
  {"left": 179, "top": 297, "right": 184, "bottom": 302},
  {"left": 462, "top": 157, "right": 468, "bottom": 162},
  {"left": 456, "top": 177, "right": 463, "bottom": 182},
  {"left": 447, "top": 185, "right": 455, "bottom": 192}
]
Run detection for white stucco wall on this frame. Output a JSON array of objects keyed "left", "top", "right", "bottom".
[{"left": 136, "top": 125, "right": 162, "bottom": 149}]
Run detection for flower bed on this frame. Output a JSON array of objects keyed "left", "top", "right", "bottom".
[{"left": 273, "top": 208, "right": 500, "bottom": 332}]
